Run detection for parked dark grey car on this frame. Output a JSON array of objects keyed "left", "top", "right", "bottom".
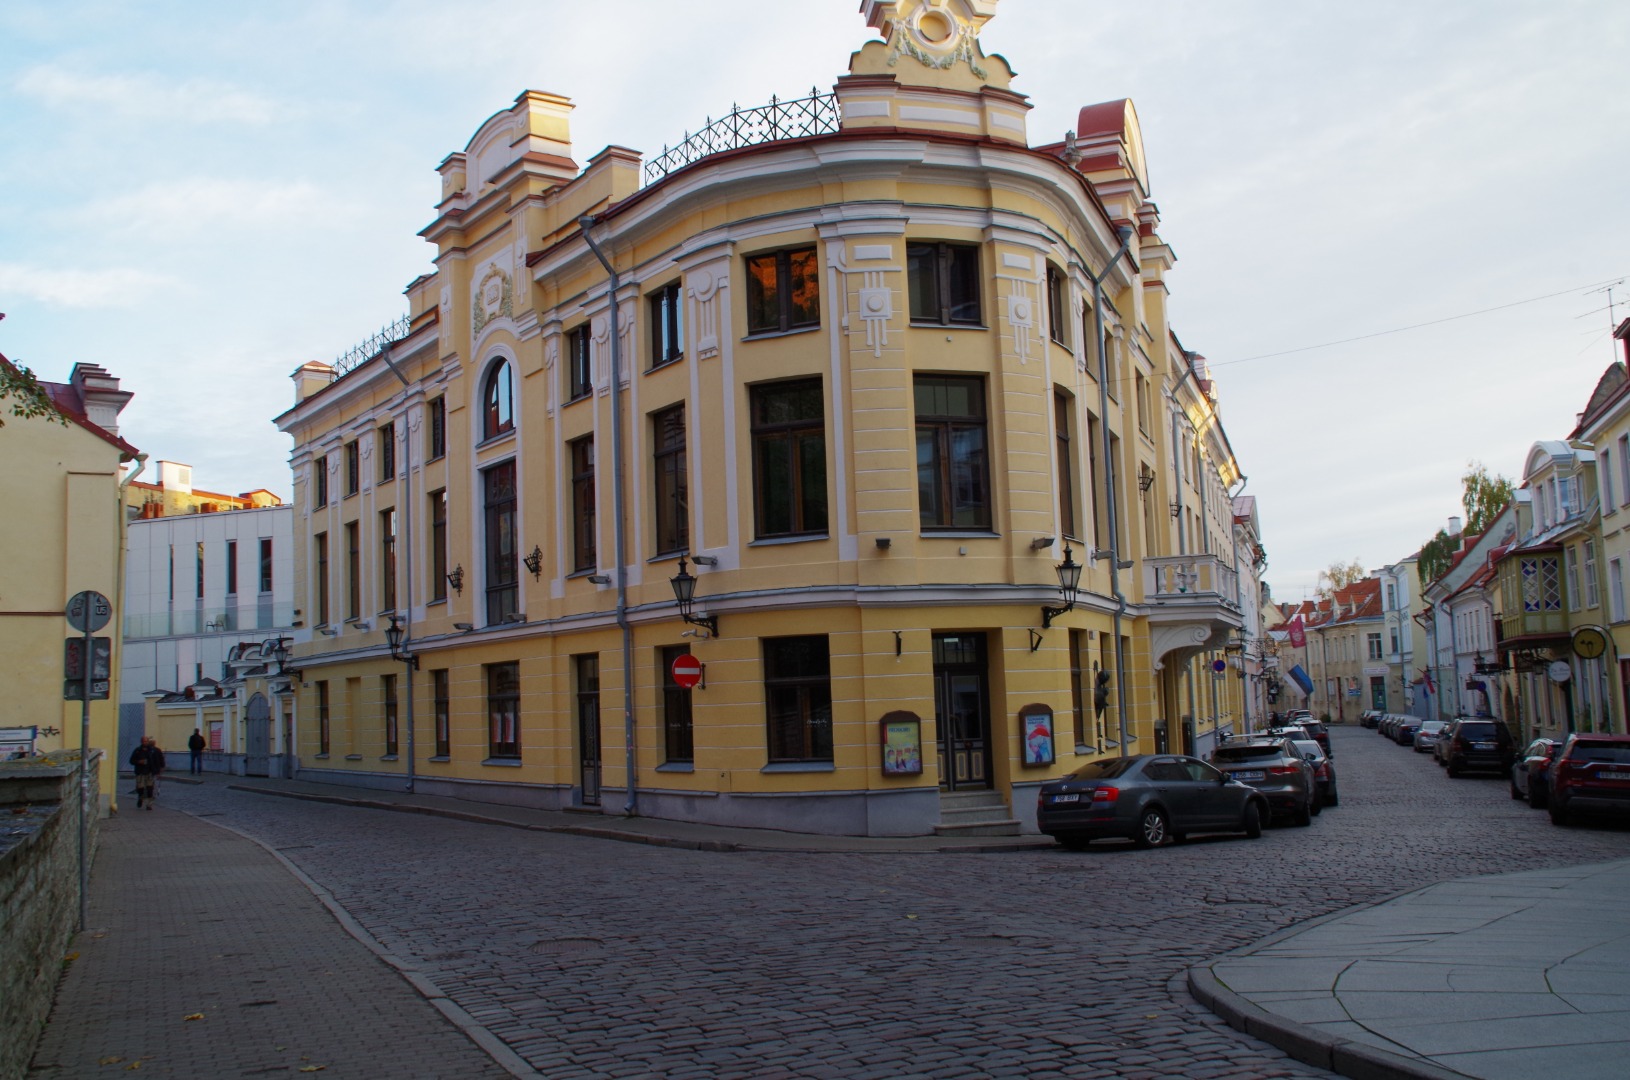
[
  {"left": 1036, "top": 755, "right": 1269, "bottom": 849},
  {"left": 1443, "top": 716, "right": 1516, "bottom": 777},
  {"left": 1209, "top": 737, "right": 1317, "bottom": 826}
]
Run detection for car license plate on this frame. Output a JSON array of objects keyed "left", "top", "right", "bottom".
[
  {"left": 1600, "top": 771, "right": 1630, "bottom": 781},
  {"left": 1050, "top": 793, "right": 1080, "bottom": 803},
  {"left": 1473, "top": 741, "right": 1494, "bottom": 749},
  {"left": 1232, "top": 770, "right": 1264, "bottom": 781}
]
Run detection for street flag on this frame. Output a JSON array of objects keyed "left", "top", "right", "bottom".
[
  {"left": 1288, "top": 664, "right": 1315, "bottom": 697},
  {"left": 1418, "top": 666, "right": 1435, "bottom": 695},
  {"left": 1288, "top": 616, "right": 1306, "bottom": 649}
]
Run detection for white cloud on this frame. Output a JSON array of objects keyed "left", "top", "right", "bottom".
[
  {"left": 82, "top": 178, "right": 338, "bottom": 239},
  {"left": 14, "top": 64, "right": 282, "bottom": 125},
  {"left": 0, "top": 263, "right": 173, "bottom": 309}
]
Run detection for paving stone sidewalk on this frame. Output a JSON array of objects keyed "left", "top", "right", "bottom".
[
  {"left": 1191, "top": 858, "right": 1630, "bottom": 1080},
  {"left": 28, "top": 802, "right": 512, "bottom": 1079}
]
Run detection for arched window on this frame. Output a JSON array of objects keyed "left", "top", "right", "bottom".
[{"left": 483, "top": 359, "right": 513, "bottom": 438}]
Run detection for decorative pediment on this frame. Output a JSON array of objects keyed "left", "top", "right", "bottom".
[{"left": 472, "top": 264, "right": 514, "bottom": 336}]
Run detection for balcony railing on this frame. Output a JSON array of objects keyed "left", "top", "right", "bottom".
[
  {"left": 125, "top": 603, "right": 297, "bottom": 640},
  {"left": 1144, "top": 554, "right": 1240, "bottom": 610},
  {"left": 644, "top": 90, "right": 841, "bottom": 186}
]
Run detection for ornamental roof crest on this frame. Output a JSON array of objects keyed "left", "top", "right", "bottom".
[{"left": 862, "top": 0, "right": 999, "bottom": 81}]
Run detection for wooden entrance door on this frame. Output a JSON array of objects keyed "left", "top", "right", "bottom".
[{"left": 934, "top": 633, "right": 991, "bottom": 791}]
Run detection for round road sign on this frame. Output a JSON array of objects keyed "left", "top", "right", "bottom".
[
  {"left": 671, "top": 654, "right": 703, "bottom": 690},
  {"left": 66, "top": 590, "right": 112, "bottom": 633}
]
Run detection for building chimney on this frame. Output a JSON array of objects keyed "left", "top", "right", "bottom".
[
  {"left": 292, "top": 362, "right": 336, "bottom": 403},
  {"left": 69, "top": 362, "right": 133, "bottom": 436},
  {"left": 1447, "top": 515, "right": 1463, "bottom": 537}
]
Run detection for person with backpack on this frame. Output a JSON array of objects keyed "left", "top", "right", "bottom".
[{"left": 129, "top": 736, "right": 165, "bottom": 810}]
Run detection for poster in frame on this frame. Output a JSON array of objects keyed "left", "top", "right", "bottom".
[
  {"left": 880, "top": 710, "right": 924, "bottom": 776},
  {"left": 1019, "top": 703, "right": 1055, "bottom": 767}
]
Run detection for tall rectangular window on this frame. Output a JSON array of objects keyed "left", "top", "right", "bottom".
[
  {"left": 915, "top": 375, "right": 991, "bottom": 531},
  {"left": 432, "top": 669, "right": 450, "bottom": 758},
  {"left": 1604, "top": 454, "right": 1616, "bottom": 518},
  {"left": 313, "top": 456, "right": 328, "bottom": 508},
  {"left": 259, "top": 538, "right": 273, "bottom": 593},
  {"left": 226, "top": 540, "right": 238, "bottom": 596},
  {"left": 1390, "top": 628, "right": 1401, "bottom": 655},
  {"left": 1611, "top": 558, "right": 1625, "bottom": 623},
  {"left": 660, "top": 644, "right": 695, "bottom": 764},
  {"left": 382, "top": 674, "right": 398, "bottom": 757},
  {"left": 1055, "top": 392, "right": 1076, "bottom": 539},
  {"left": 570, "top": 436, "right": 597, "bottom": 572},
  {"left": 652, "top": 405, "right": 688, "bottom": 555},
  {"left": 745, "top": 247, "right": 819, "bottom": 335},
  {"left": 1045, "top": 264, "right": 1069, "bottom": 347},
  {"left": 314, "top": 532, "right": 330, "bottom": 625},
  {"left": 1135, "top": 372, "right": 1151, "bottom": 435},
  {"left": 378, "top": 422, "right": 395, "bottom": 483},
  {"left": 429, "top": 489, "right": 448, "bottom": 602},
  {"left": 483, "top": 462, "right": 517, "bottom": 624},
  {"left": 1620, "top": 434, "right": 1630, "bottom": 507},
  {"left": 907, "top": 242, "right": 981, "bottom": 325},
  {"left": 1069, "top": 629, "right": 1087, "bottom": 748},
  {"left": 1567, "top": 545, "right": 1581, "bottom": 611},
  {"left": 750, "top": 379, "right": 827, "bottom": 538},
  {"left": 764, "top": 636, "right": 833, "bottom": 762},
  {"left": 317, "top": 681, "right": 330, "bottom": 756},
  {"left": 427, "top": 397, "right": 446, "bottom": 461},
  {"left": 487, "top": 661, "right": 520, "bottom": 759},
  {"left": 379, "top": 507, "right": 397, "bottom": 612},
  {"left": 567, "top": 325, "right": 592, "bottom": 401},
  {"left": 649, "top": 282, "right": 683, "bottom": 367},
  {"left": 345, "top": 440, "right": 359, "bottom": 496},
  {"left": 345, "top": 523, "right": 360, "bottom": 619},
  {"left": 1367, "top": 633, "right": 1382, "bottom": 661},
  {"left": 196, "top": 542, "right": 205, "bottom": 599},
  {"left": 1086, "top": 412, "right": 1104, "bottom": 545},
  {"left": 1586, "top": 539, "right": 1600, "bottom": 608}
]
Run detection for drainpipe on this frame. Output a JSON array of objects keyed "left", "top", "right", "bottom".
[
  {"left": 377, "top": 347, "right": 416, "bottom": 794},
  {"left": 1092, "top": 224, "right": 1137, "bottom": 755},
  {"left": 580, "top": 215, "right": 638, "bottom": 816}
]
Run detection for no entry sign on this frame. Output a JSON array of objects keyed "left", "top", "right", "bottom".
[{"left": 671, "top": 653, "right": 703, "bottom": 690}]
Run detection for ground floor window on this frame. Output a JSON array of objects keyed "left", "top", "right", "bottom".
[
  {"left": 660, "top": 644, "right": 694, "bottom": 764},
  {"left": 317, "top": 681, "right": 330, "bottom": 755},
  {"left": 764, "top": 636, "right": 832, "bottom": 762},
  {"left": 487, "top": 662, "right": 520, "bottom": 759},
  {"left": 432, "top": 669, "right": 450, "bottom": 758},
  {"left": 383, "top": 674, "right": 398, "bottom": 756}
]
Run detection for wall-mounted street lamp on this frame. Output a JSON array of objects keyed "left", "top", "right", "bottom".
[
  {"left": 1041, "top": 546, "right": 1083, "bottom": 629},
  {"left": 670, "top": 557, "right": 718, "bottom": 637},
  {"left": 523, "top": 545, "right": 543, "bottom": 580},
  {"left": 262, "top": 636, "right": 299, "bottom": 681},
  {"left": 384, "top": 613, "right": 418, "bottom": 670},
  {"left": 1138, "top": 464, "right": 1156, "bottom": 493},
  {"left": 446, "top": 564, "right": 464, "bottom": 596}
]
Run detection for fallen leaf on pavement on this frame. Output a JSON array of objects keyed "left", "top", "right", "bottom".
[
  {"left": 905, "top": 914, "right": 918, "bottom": 919},
  {"left": 98, "top": 1056, "right": 122, "bottom": 1065},
  {"left": 298, "top": 1066, "right": 326, "bottom": 1073},
  {"left": 182, "top": 1013, "right": 204, "bottom": 1021}
]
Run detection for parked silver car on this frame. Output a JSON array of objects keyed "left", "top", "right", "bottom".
[{"left": 1413, "top": 719, "right": 1450, "bottom": 754}]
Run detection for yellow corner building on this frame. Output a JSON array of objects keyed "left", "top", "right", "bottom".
[{"left": 275, "top": 0, "right": 1265, "bottom": 836}]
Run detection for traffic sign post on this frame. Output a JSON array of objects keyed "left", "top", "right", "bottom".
[
  {"left": 64, "top": 589, "right": 111, "bottom": 933},
  {"left": 670, "top": 653, "right": 704, "bottom": 690}
]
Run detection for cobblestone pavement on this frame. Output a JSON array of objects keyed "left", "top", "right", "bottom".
[{"left": 153, "top": 727, "right": 1630, "bottom": 1079}]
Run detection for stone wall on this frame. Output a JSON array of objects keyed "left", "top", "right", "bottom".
[{"left": 0, "top": 752, "right": 101, "bottom": 1080}]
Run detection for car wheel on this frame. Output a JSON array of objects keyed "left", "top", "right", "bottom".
[
  {"left": 1242, "top": 801, "right": 1263, "bottom": 839},
  {"left": 1309, "top": 792, "right": 1323, "bottom": 816},
  {"left": 1530, "top": 781, "right": 1548, "bottom": 810},
  {"left": 1549, "top": 800, "right": 1570, "bottom": 827},
  {"left": 1326, "top": 786, "right": 1339, "bottom": 808},
  {"left": 1294, "top": 797, "right": 1313, "bottom": 827},
  {"left": 1510, "top": 777, "right": 1525, "bottom": 800},
  {"left": 1447, "top": 762, "right": 1461, "bottom": 778},
  {"left": 1134, "top": 807, "right": 1169, "bottom": 849}
]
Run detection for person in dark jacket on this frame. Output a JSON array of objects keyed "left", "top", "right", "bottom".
[
  {"left": 188, "top": 729, "right": 206, "bottom": 774},
  {"left": 129, "top": 736, "right": 165, "bottom": 810}
]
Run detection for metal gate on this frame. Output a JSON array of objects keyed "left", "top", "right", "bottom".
[{"left": 245, "top": 692, "right": 271, "bottom": 777}]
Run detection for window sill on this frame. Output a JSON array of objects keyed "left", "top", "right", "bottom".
[
  {"left": 475, "top": 430, "right": 515, "bottom": 451},
  {"left": 566, "top": 569, "right": 599, "bottom": 580},
  {"left": 429, "top": 755, "right": 450, "bottom": 763},
  {"left": 344, "top": 492, "right": 359, "bottom": 500},
  {"left": 656, "top": 762, "right": 694, "bottom": 773},
  {"left": 919, "top": 530, "right": 1000, "bottom": 540},
  {"left": 761, "top": 761, "right": 836, "bottom": 774},
  {"left": 380, "top": 754, "right": 399, "bottom": 761},
  {"left": 742, "top": 325, "right": 821, "bottom": 343},
  {"left": 314, "top": 753, "right": 331, "bottom": 760},
  {"left": 750, "top": 534, "right": 829, "bottom": 547},
  {"left": 647, "top": 356, "right": 684, "bottom": 373},
  {"left": 564, "top": 392, "right": 592, "bottom": 407},
  {"left": 909, "top": 321, "right": 988, "bottom": 332},
  {"left": 428, "top": 453, "right": 446, "bottom": 464},
  {"left": 482, "top": 757, "right": 523, "bottom": 767},
  {"left": 426, "top": 597, "right": 448, "bottom": 607},
  {"left": 377, "top": 476, "right": 395, "bottom": 486},
  {"left": 344, "top": 754, "right": 363, "bottom": 761}
]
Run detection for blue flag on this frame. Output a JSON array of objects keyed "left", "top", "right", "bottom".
[{"left": 1288, "top": 664, "right": 1315, "bottom": 697}]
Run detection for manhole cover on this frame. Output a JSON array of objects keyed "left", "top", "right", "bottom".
[{"left": 530, "top": 937, "right": 604, "bottom": 955}]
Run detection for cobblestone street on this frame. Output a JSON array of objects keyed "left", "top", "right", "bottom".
[{"left": 156, "top": 727, "right": 1630, "bottom": 1078}]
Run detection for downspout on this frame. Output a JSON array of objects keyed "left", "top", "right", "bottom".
[
  {"left": 580, "top": 216, "right": 638, "bottom": 816},
  {"left": 1229, "top": 475, "right": 1248, "bottom": 734},
  {"left": 1092, "top": 224, "right": 1137, "bottom": 755},
  {"left": 378, "top": 346, "right": 416, "bottom": 793},
  {"left": 113, "top": 453, "right": 148, "bottom": 821}
]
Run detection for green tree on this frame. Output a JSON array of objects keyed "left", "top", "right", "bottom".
[
  {"left": 1462, "top": 461, "right": 1515, "bottom": 534},
  {"left": 1418, "top": 528, "right": 1457, "bottom": 585},
  {"left": 1, "top": 359, "right": 64, "bottom": 428},
  {"left": 1316, "top": 557, "right": 1366, "bottom": 599}
]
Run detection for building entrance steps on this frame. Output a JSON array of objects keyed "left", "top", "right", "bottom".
[{"left": 933, "top": 788, "right": 1021, "bottom": 836}]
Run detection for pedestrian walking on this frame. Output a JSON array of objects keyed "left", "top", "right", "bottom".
[
  {"left": 129, "top": 735, "right": 165, "bottom": 810},
  {"left": 188, "top": 728, "right": 206, "bottom": 774}
]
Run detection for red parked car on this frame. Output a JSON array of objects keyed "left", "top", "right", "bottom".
[{"left": 1548, "top": 734, "right": 1630, "bottom": 826}]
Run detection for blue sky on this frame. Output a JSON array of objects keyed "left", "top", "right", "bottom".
[{"left": 3, "top": 0, "right": 1627, "bottom": 599}]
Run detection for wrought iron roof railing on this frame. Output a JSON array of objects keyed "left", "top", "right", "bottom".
[
  {"left": 644, "top": 89, "right": 840, "bottom": 186},
  {"left": 330, "top": 314, "right": 412, "bottom": 380}
]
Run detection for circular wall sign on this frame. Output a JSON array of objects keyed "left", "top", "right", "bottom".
[
  {"left": 1547, "top": 660, "right": 1572, "bottom": 683},
  {"left": 671, "top": 654, "right": 703, "bottom": 690},
  {"left": 1572, "top": 627, "right": 1608, "bottom": 660}
]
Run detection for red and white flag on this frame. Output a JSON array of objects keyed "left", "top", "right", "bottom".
[{"left": 1288, "top": 616, "right": 1306, "bottom": 649}]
